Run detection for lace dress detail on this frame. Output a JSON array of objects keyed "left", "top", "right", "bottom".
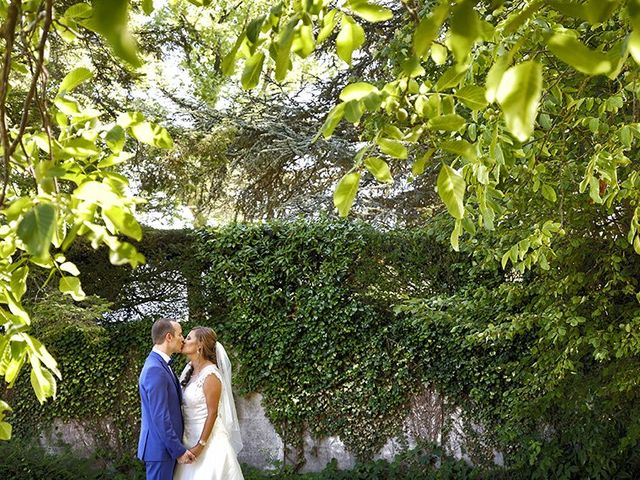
[{"left": 174, "top": 364, "right": 244, "bottom": 480}]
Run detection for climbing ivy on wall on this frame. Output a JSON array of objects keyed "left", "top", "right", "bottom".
[
  {"left": 4, "top": 219, "right": 473, "bottom": 463},
  {"left": 194, "top": 219, "right": 472, "bottom": 460},
  {"left": 6, "top": 217, "right": 640, "bottom": 477}
]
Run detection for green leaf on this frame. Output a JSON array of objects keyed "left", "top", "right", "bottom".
[
  {"left": 376, "top": 138, "right": 407, "bottom": 159},
  {"left": 130, "top": 122, "right": 173, "bottom": 149},
  {"left": 440, "top": 140, "right": 475, "bottom": 160},
  {"left": 58, "top": 68, "right": 93, "bottom": 95},
  {"left": 276, "top": 19, "right": 298, "bottom": 82},
  {"left": 541, "top": 184, "right": 557, "bottom": 202},
  {"left": 17, "top": 204, "right": 57, "bottom": 258},
  {"left": 10, "top": 267, "right": 28, "bottom": 302},
  {"left": 344, "top": 100, "right": 364, "bottom": 123},
  {"left": 30, "top": 358, "right": 56, "bottom": 404},
  {"left": 142, "top": 0, "right": 154, "bottom": 15},
  {"left": 0, "top": 422, "right": 11, "bottom": 440},
  {"left": 103, "top": 206, "right": 142, "bottom": 241},
  {"left": 293, "top": 24, "right": 315, "bottom": 58},
  {"left": 59, "top": 276, "right": 86, "bottom": 301},
  {"left": 333, "top": 172, "right": 361, "bottom": 217},
  {"left": 413, "top": 0, "right": 449, "bottom": 58},
  {"left": 447, "top": 0, "right": 481, "bottom": 63},
  {"left": 450, "top": 218, "right": 463, "bottom": 251},
  {"left": 23, "top": 334, "right": 60, "bottom": 378},
  {"left": 584, "top": 0, "right": 621, "bottom": 25},
  {"left": 90, "top": 0, "right": 141, "bottom": 68},
  {"left": 64, "top": 3, "right": 93, "bottom": 19},
  {"left": 496, "top": 61, "right": 542, "bottom": 142},
  {"left": 60, "top": 262, "right": 80, "bottom": 276},
  {"left": 437, "top": 164, "right": 466, "bottom": 219},
  {"left": 413, "top": 148, "right": 434, "bottom": 176},
  {"left": 347, "top": 0, "right": 393, "bottom": 23},
  {"left": 485, "top": 55, "right": 510, "bottom": 103},
  {"left": 435, "top": 65, "right": 466, "bottom": 91},
  {"left": 547, "top": 0, "right": 587, "bottom": 20},
  {"left": 318, "top": 9, "right": 338, "bottom": 44},
  {"left": 74, "top": 181, "right": 119, "bottom": 206},
  {"left": 315, "top": 103, "right": 346, "bottom": 140},
  {"left": 456, "top": 85, "right": 488, "bottom": 110},
  {"left": 430, "top": 43, "right": 448, "bottom": 65},
  {"left": 241, "top": 52, "right": 265, "bottom": 90},
  {"left": 547, "top": 32, "right": 612, "bottom": 76},
  {"left": 502, "top": 0, "right": 543, "bottom": 35},
  {"left": 336, "top": 15, "right": 365, "bottom": 65},
  {"left": 629, "top": 30, "right": 640, "bottom": 66},
  {"left": 364, "top": 157, "right": 393, "bottom": 183},
  {"left": 246, "top": 16, "right": 265, "bottom": 44},
  {"left": 620, "top": 126, "right": 632, "bottom": 147},
  {"left": 340, "top": 82, "right": 379, "bottom": 101},
  {"left": 62, "top": 137, "right": 100, "bottom": 157},
  {"left": 428, "top": 114, "right": 466, "bottom": 132},
  {"left": 105, "top": 125, "right": 126, "bottom": 153},
  {"left": 109, "top": 242, "right": 145, "bottom": 267},
  {"left": 222, "top": 33, "right": 246, "bottom": 76}
]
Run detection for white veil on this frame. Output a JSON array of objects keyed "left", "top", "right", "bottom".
[{"left": 215, "top": 342, "right": 243, "bottom": 454}]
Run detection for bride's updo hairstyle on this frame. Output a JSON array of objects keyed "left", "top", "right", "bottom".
[{"left": 180, "top": 327, "right": 218, "bottom": 388}]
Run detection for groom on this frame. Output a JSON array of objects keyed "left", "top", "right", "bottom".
[{"left": 138, "top": 318, "right": 195, "bottom": 479}]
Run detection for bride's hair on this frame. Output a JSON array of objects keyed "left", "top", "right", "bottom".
[{"left": 180, "top": 326, "right": 218, "bottom": 388}]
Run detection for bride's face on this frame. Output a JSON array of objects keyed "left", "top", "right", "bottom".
[{"left": 182, "top": 331, "right": 200, "bottom": 356}]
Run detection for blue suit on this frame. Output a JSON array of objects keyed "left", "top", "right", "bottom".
[{"left": 138, "top": 351, "right": 186, "bottom": 480}]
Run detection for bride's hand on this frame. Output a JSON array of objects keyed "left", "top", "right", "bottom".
[{"left": 189, "top": 443, "right": 204, "bottom": 457}]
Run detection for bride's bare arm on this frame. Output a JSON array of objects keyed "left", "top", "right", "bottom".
[{"left": 189, "top": 373, "right": 222, "bottom": 457}]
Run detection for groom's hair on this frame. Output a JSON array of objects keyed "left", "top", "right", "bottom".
[{"left": 152, "top": 318, "right": 176, "bottom": 344}]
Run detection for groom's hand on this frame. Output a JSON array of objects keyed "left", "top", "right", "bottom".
[{"left": 177, "top": 450, "right": 196, "bottom": 464}]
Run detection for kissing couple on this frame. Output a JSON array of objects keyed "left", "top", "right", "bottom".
[{"left": 137, "top": 318, "right": 244, "bottom": 480}]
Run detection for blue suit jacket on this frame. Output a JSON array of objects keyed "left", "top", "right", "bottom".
[{"left": 137, "top": 351, "right": 186, "bottom": 462}]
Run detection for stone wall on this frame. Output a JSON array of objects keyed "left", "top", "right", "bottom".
[{"left": 38, "top": 386, "right": 501, "bottom": 472}]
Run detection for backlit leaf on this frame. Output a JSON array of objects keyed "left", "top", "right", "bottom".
[
  {"left": 413, "top": 0, "right": 449, "bottom": 58},
  {"left": 276, "top": 19, "right": 297, "bottom": 81},
  {"left": 437, "top": 164, "right": 466, "bottom": 219},
  {"left": 364, "top": 157, "right": 393, "bottom": 183},
  {"left": 376, "top": 137, "right": 407, "bottom": 159},
  {"left": 59, "top": 276, "right": 86, "bottom": 301},
  {"left": 496, "top": 61, "right": 542, "bottom": 142},
  {"left": 241, "top": 52, "right": 265, "bottom": 90},
  {"left": 428, "top": 114, "right": 466, "bottom": 132},
  {"left": 347, "top": 0, "right": 393, "bottom": 23},
  {"left": 340, "top": 82, "right": 379, "bottom": 101},
  {"left": 456, "top": 85, "right": 488, "bottom": 110},
  {"left": 334, "top": 172, "right": 361, "bottom": 217},
  {"left": 547, "top": 32, "right": 612, "bottom": 75},
  {"left": 17, "top": 204, "right": 57, "bottom": 258},
  {"left": 336, "top": 15, "right": 365, "bottom": 65},
  {"left": 58, "top": 68, "right": 93, "bottom": 95}
]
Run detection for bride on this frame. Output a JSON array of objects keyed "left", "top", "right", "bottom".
[{"left": 174, "top": 327, "right": 244, "bottom": 480}]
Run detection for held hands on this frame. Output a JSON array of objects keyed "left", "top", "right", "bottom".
[
  {"left": 177, "top": 449, "right": 196, "bottom": 464},
  {"left": 188, "top": 443, "right": 205, "bottom": 458}
]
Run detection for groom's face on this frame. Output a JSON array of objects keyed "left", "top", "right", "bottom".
[{"left": 168, "top": 321, "right": 185, "bottom": 354}]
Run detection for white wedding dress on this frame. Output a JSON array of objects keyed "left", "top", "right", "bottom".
[{"left": 174, "top": 360, "right": 244, "bottom": 480}]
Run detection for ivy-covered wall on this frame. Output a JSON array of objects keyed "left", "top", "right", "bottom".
[
  {"left": 6, "top": 218, "right": 640, "bottom": 478},
  {"left": 4, "top": 220, "right": 471, "bottom": 464}
]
